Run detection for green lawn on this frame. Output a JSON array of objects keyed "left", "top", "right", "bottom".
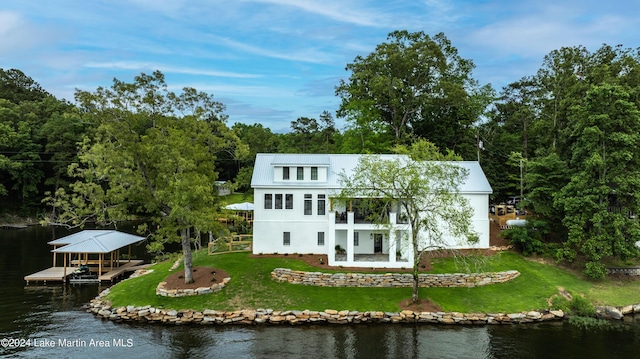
[{"left": 104, "top": 250, "right": 639, "bottom": 313}]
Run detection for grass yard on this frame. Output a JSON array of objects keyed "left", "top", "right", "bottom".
[{"left": 104, "top": 250, "right": 640, "bottom": 313}]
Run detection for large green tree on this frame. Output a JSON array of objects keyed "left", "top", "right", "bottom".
[
  {"left": 339, "top": 140, "right": 478, "bottom": 303},
  {"left": 336, "top": 30, "right": 493, "bottom": 157},
  {"left": 46, "top": 71, "right": 239, "bottom": 283},
  {"left": 556, "top": 83, "right": 640, "bottom": 278}
]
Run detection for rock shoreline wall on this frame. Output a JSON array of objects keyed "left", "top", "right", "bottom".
[
  {"left": 88, "top": 288, "right": 568, "bottom": 325},
  {"left": 88, "top": 268, "right": 639, "bottom": 326},
  {"left": 271, "top": 268, "right": 520, "bottom": 288}
]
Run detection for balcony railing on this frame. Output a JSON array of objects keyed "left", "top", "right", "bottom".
[{"left": 334, "top": 211, "right": 408, "bottom": 224}]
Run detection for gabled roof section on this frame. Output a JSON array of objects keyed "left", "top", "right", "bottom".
[
  {"left": 50, "top": 230, "right": 144, "bottom": 253},
  {"left": 251, "top": 153, "right": 492, "bottom": 194}
]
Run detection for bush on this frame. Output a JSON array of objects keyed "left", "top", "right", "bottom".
[
  {"left": 503, "top": 226, "right": 544, "bottom": 256},
  {"left": 584, "top": 261, "right": 607, "bottom": 280}
]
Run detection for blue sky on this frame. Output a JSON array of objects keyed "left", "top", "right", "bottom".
[{"left": 2, "top": 1, "right": 639, "bottom": 133}]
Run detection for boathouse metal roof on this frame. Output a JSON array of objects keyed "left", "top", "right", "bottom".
[{"left": 50, "top": 230, "right": 144, "bottom": 254}]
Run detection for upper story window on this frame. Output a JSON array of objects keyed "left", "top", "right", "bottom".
[
  {"left": 311, "top": 167, "right": 318, "bottom": 180},
  {"left": 285, "top": 194, "right": 293, "bottom": 209},
  {"left": 275, "top": 194, "right": 283, "bottom": 209},
  {"left": 283, "top": 167, "right": 290, "bottom": 180},
  {"left": 304, "top": 194, "right": 312, "bottom": 215},
  {"left": 264, "top": 194, "right": 272, "bottom": 209},
  {"left": 297, "top": 167, "right": 304, "bottom": 180},
  {"left": 317, "top": 194, "right": 325, "bottom": 215}
]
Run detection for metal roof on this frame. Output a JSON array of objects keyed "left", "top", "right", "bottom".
[
  {"left": 251, "top": 153, "right": 492, "bottom": 194},
  {"left": 225, "top": 202, "right": 254, "bottom": 211},
  {"left": 271, "top": 154, "right": 331, "bottom": 166},
  {"left": 50, "top": 230, "right": 144, "bottom": 253}
]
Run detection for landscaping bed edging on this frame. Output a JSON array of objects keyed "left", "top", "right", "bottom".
[
  {"left": 156, "top": 277, "right": 230, "bottom": 297},
  {"left": 271, "top": 268, "right": 520, "bottom": 288}
]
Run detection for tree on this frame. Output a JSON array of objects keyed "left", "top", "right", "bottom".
[
  {"left": 338, "top": 140, "right": 478, "bottom": 303},
  {"left": 232, "top": 122, "right": 280, "bottom": 191},
  {"left": 0, "top": 68, "right": 50, "bottom": 104},
  {"left": 556, "top": 83, "right": 640, "bottom": 278},
  {"left": 280, "top": 111, "right": 339, "bottom": 153},
  {"left": 0, "top": 99, "right": 44, "bottom": 204},
  {"left": 336, "top": 30, "right": 492, "bottom": 156},
  {"left": 45, "top": 71, "right": 237, "bottom": 283}
]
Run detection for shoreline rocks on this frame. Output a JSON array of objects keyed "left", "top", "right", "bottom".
[
  {"left": 89, "top": 288, "right": 573, "bottom": 326},
  {"left": 86, "top": 268, "right": 638, "bottom": 326}
]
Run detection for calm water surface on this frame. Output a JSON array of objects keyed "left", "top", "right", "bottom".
[{"left": 1, "top": 225, "right": 639, "bottom": 359}]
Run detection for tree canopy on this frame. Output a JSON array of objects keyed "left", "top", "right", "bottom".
[
  {"left": 336, "top": 30, "right": 493, "bottom": 157},
  {"left": 46, "top": 71, "right": 241, "bottom": 283}
]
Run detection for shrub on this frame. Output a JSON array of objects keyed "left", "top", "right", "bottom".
[
  {"left": 552, "top": 293, "right": 595, "bottom": 317},
  {"left": 503, "top": 226, "right": 544, "bottom": 256},
  {"left": 584, "top": 261, "right": 607, "bottom": 280}
]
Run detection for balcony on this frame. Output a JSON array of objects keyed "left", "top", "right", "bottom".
[{"left": 334, "top": 211, "right": 408, "bottom": 224}]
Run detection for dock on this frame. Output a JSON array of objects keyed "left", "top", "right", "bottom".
[
  {"left": 24, "top": 267, "right": 76, "bottom": 284},
  {"left": 25, "top": 259, "right": 145, "bottom": 284},
  {"left": 98, "top": 259, "right": 144, "bottom": 282}
]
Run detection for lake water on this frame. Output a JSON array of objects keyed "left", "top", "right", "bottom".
[{"left": 1, "top": 225, "right": 639, "bottom": 358}]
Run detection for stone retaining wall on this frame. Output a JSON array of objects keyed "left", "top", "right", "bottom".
[
  {"left": 271, "top": 268, "right": 520, "bottom": 288},
  {"left": 88, "top": 288, "right": 568, "bottom": 325},
  {"left": 608, "top": 267, "right": 640, "bottom": 276},
  {"left": 89, "top": 290, "right": 640, "bottom": 327},
  {"left": 156, "top": 277, "right": 230, "bottom": 297}
]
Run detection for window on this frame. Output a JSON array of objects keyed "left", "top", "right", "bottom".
[
  {"left": 283, "top": 167, "right": 290, "bottom": 180},
  {"left": 285, "top": 194, "right": 293, "bottom": 209},
  {"left": 317, "top": 194, "right": 325, "bottom": 215},
  {"left": 311, "top": 167, "right": 318, "bottom": 180},
  {"left": 317, "top": 232, "right": 325, "bottom": 246},
  {"left": 275, "top": 194, "right": 283, "bottom": 209},
  {"left": 264, "top": 194, "right": 272, "bottom": 209},
  {"left": 354, "top": 232, "right": 359, "bottom": 246},
  {"left": 304, "top": 194, "right": 312, "bottom": 215},
  {"left": 297, "top": 167, "right": 304, "bottom": 180},
  {"left": 283, "top": 232, "right": 290, "bottom": 246}
]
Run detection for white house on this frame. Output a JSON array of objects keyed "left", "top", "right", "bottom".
[{"left": 250, "top": 153, "right": 493, "bottom": 268}]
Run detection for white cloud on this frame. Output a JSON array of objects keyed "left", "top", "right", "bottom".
[
  {"left": 84, "top": 61, "right": 263, "bottom": 79},
  {"left": 243, "top": 0, "right": 387, "bottom": 27},
  {"left": 210, "top": 35, "right": 335, "bottom": 64},
  {"left": 0, "top": 11, "right": 49, "bottom": 55}
]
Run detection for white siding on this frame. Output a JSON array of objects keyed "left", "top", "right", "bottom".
[
  {"left": 251, "top": 154, "right": 493, "bottom": 267},
  {"left": 253, "top": 188, "right": 330, "bottom": 254}
]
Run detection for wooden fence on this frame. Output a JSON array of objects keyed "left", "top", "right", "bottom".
[{"left": 208, "top": 234, "right": 253, "bottom": 254}]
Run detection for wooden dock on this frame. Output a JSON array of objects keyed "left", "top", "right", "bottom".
[
  {"left": 24, "top": 267, "right": 76, "bottom": 284},
  {"left": 98, "top": 260, "right": 144, "bottom": 282},
  {"left": 25, "top": 259, "right": 145, "bottom": 284}
]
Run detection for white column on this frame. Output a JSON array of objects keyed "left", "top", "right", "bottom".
[
  {"left": 347, "top": 212, "right": 355, "bottom": 264},
  {"left": 328, "top": 210, "right": 337, "bottom": 266},
  {"left": 389, "top": 212, "right": 397, "bottom": 263}
]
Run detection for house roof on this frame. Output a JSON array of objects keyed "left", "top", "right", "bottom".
[
  {"left": 251, "top": 153, "right": 493, "bottom": 194},
  {"left": 225, "top": 202, "right": 254, "bottom": 211},
  {"left": 49, "top": 230, "right": 144, "bottom": 253}
]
